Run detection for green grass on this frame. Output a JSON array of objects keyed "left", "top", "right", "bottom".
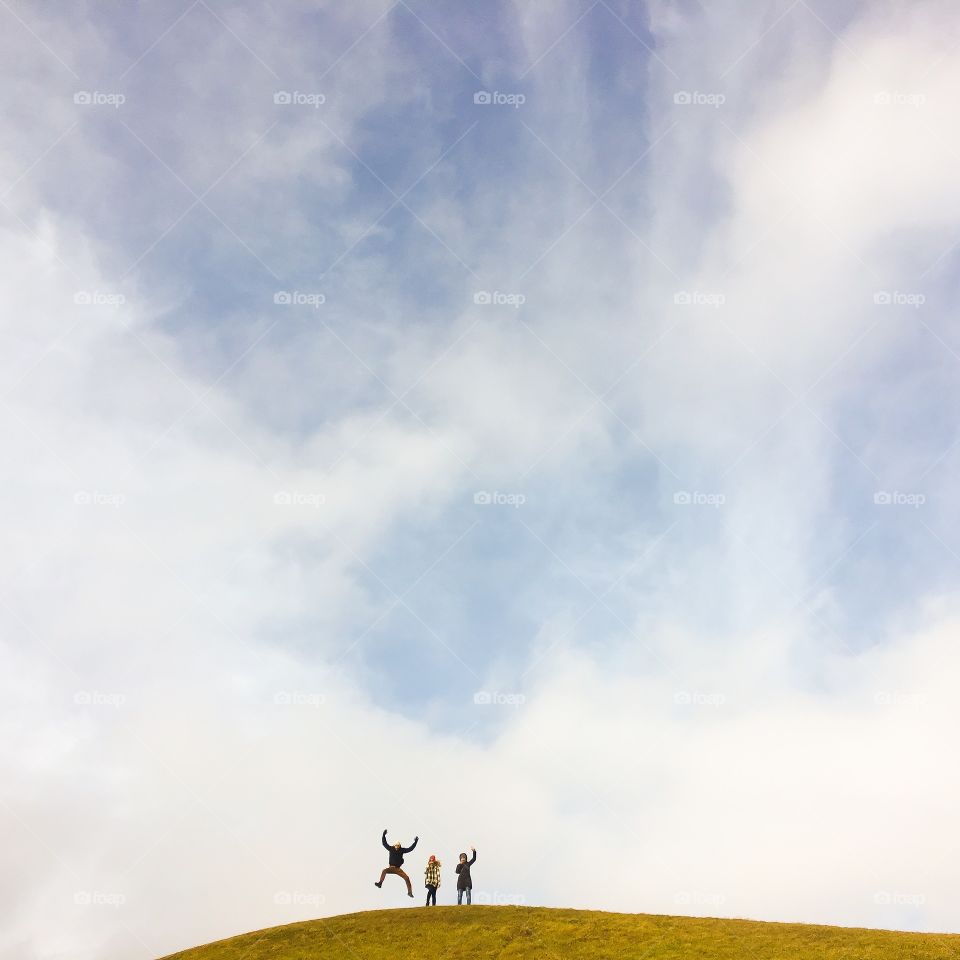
[{"left": 159, "top": 906, "right": 960, "bottom": 959}]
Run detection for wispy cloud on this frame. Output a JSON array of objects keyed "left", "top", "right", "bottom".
[{"left": 3, "top": 1, "right": 960, "bottom": 957}]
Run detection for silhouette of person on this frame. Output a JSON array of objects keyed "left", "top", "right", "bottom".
[{"left": 375, "top": 829, "right": 418, "bottom": 898}]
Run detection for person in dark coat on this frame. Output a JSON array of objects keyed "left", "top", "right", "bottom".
[
  {"left": 375, "top": 829, "right": 418, "bottom": 897},
  {"left": 455, "top": 846, "right": 476, "bottom": 904}
]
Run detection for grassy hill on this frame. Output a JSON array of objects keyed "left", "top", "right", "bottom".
[{"left": 159, "top": 905, "right": 960, "bottom": 959}]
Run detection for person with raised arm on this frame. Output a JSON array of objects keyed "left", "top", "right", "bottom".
[
  {"left": 455, "top": 846, "right": 477, "bottom": 904},
  {"left": 374, "top": 828, "right": 418, "bottom": 898}
]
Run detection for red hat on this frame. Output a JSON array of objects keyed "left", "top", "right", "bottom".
[{"left": 429, "top": 855, "right": 436, "bottom": 862}]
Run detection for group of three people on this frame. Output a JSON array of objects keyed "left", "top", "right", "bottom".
[{"left": 376, "top": 829, "right": 477, "bottom": 906}]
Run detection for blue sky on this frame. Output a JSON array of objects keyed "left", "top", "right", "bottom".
[{"left": 4, "top": 1, "right": 960, "bottom": 958}]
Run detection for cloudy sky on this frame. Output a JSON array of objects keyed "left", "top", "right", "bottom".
[{"left": 3, "top": 0, "right": 960, "bottom": 957}]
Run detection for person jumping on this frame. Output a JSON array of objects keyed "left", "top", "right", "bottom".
[
  {"left": 424, "top": 854, "right": 441, "bottom": 906},
  {"left": 455, "top": 846, "right": 477, "bottom": 904},
  {"left": 375, "top": 828, "right": 418, "bottom": 898}
]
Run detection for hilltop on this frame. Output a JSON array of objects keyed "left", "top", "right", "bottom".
[{"left": 159, "top": 905, "right": 960, "bottom": 959}]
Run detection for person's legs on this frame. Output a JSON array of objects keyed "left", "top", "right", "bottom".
[
  {"left": 465, "top": 887, "right": 471, "bottom": 905},
  {"left": 397, "top": 868, "right": 413, "bottom": 896},
  {"left": 457, "top": 889, "right": 463, "bottom": 905},
  {"left": 377, "top": 866, "right": 404, "bottom": 888}
]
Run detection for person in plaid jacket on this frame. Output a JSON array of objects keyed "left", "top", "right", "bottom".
[{"left": 424, "top": 855, "right": 442, "bottom": 906}]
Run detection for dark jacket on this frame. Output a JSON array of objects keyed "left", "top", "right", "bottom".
[
  {"left": 455, "top": 850, "right": 477, "bottom": 889},
  {"left": 382, "top": 830, "right": 418, "bottom": 867}
]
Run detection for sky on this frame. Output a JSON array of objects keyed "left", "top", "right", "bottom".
[{"left": 3, "top": 0, "right": 960, "bottom": 957}]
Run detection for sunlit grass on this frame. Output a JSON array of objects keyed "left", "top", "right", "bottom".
[{"left": 160, "top": 905, "right": 960, "bottom": 959}]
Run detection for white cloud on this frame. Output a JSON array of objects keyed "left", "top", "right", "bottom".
[{"left": 4, "top": 2, "right": 960, "bottom": 958}]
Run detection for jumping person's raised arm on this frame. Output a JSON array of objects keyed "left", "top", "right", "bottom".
[
  {"left": 401, "top": 835, "right": 419, "bottom": 853},
  {"left": 382, "top": 829, "right": 390, "bottom": 850}
]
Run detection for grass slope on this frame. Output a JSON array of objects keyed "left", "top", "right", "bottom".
[{"left": 159, "top": 906, "right": 960, "bottom": 960}]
